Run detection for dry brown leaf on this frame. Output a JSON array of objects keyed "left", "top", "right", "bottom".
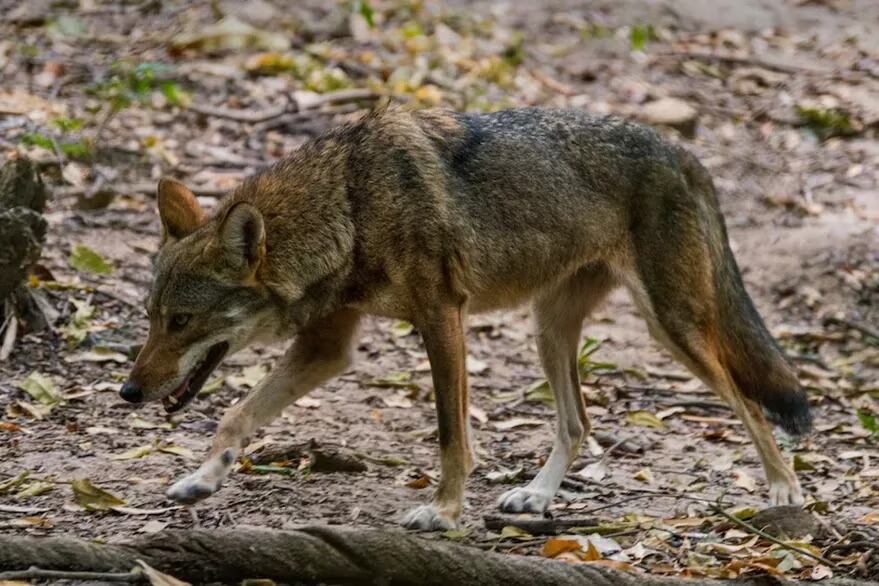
[{"left": 542, "top": 537, "right": 582, "bottom": 558}]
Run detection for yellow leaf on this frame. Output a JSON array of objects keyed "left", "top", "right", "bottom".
[
  {"left": 633, "top": 468, "right": 654, "bottom": 483},
  {"left": 626, "top": 410, "right": 665, "bottom": 429},
  {"left": 158, "top": 445, "right": 195, "bottom": 460},
  {"left": 500, "top": 525, "right": 531, "bottom": 538},
  {"left": 71, "top": 478, "right": 126, "bottom": 511},
  {"left": 112, "top": 445, "right": 154, "bottom": 460}
]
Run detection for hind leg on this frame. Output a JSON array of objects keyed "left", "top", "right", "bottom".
[
  {"left": 498, "top": 264, "right": 615, "bottom": 513},
  {"left": 624, "top": 277, "right": 802, "bottom": 506}
]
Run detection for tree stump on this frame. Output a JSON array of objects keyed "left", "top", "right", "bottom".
[{"left": 0, "top": 156, "right": 49, "bottom": 357}]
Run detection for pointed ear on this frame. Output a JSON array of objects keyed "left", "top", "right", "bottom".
[
  {"left": 157, "top": 178, "right": 204, "bottom": 245},
  {"left": 218, "top": 202, "right": 265, "bottom": 272}
]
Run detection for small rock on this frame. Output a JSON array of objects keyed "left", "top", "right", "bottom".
[
  {"left": 641, "top": 97, "right": 699, "bottom": 138},
  {"left": 750, "top": 505, "right": 820, "bottom": 538}
]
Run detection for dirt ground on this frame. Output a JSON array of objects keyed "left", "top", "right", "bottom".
[{"left": 1, "top": 0, "right": 877, "bottom": 582}]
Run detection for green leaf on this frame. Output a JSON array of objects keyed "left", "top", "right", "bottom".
[
  {"left": 0, "top": 471, "right": 30, "bottom": 494},
  {"left": 354, "top": 0, "right": 375, "bottom": 27},
  {"left": 525, "top": 379, "right": 553, "bottom": 403},
  {"left": 69, "top": 245, "right": 113, "bottom": 274},
  {"left": 858, "top": 408, "right": 878, "bottom": 434},
  {"left": 795, "top": 106, "right": 857, "bottom": 140},
  {"left": 71, "top": 478, "right": 126, "bottom": 511},
  {"left": 15, "top": 481, "right": 54, "bottom": 499},
  {"left": 391, "top": 320, "right": 414, "bottom": 337},
  {"left": 160, "top": 81, "right": 191, "bottom": 107},
  {"left": 629, "top": 24, "right": 656, "bottom": 51},
  {"left": 18, "top": 372, "right": 62, "bottom": 406}
]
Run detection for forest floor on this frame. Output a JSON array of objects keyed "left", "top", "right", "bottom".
[{"left": 1, "top": 0, "right": 877, "bottom": 582}]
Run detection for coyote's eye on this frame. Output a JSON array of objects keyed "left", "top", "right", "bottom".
[{"left": 169, "top": 313, "right": 192, "bottom": 331}]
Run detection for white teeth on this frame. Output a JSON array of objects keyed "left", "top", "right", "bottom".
[{"left": 167, "top": 395, "right": 178, "bottom": 405}]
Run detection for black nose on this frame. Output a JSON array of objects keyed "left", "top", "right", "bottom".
[{"left": 119, "top": 381, "right": 144, "bottom": 403}]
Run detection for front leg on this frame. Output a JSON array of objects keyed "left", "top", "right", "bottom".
[
  {"left": 167, "top": 309, "right": 360, "bottom": 504},
  {"left": 402, "top": 302, "right": 473, "bottom": 531}
]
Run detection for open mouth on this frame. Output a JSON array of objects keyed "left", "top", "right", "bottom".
[{"left": 162, "top": 342, "right": 229, "bottom": 413}]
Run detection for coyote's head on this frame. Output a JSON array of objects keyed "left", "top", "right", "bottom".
[{"left": 120, "top": 178, "right": 278, "bottom": 412}]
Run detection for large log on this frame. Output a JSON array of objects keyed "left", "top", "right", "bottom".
[{"left": 0, "top": 526, "right": 872, "bottom": 586}]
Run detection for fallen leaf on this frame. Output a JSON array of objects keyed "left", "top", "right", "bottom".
[
  {"left": 466, "top": 355, "right": 488, "bottom": 374},
  {"left": 405, "top": 474, "right": 431, "bottom": 489},
  {"left": 391, "top": 320, "right": 413, "bottom": 336},
  {"left": 139, "top": 520, "right": 168, "bottom": 534},
  {"left": 158, "top": 445, "right": 195, "bottom": 460},
  {"left": 15, "top": 481, "right": 54, "bottom": 499},
  {"left": 500, "top": 525, "right": 531, "bottom": 538},
  {"left": 542, "top": 538, "right": 582, "bottom": 558},
  {"left": 17, "top": 372, "right": 62, "bottom": 406},
  {"left": 576, "top": 460, "right": 609, "bottom": 482},
  {"left": 71, "top": 478, "right": 126, "bottom": 511},
  {"left": 493, "top": 417, "right": 545, "bottom": 431},
  {"left": 583, "top": 539, "right": 603, "bottom": 561},
  {"left": 733, "top": 468, "right": 757, "bottom": 493},
  {"left": 294, "top": 396, "right": 321, "bottom": 409},
  {"left": 67, "top": 347, "right": 129, "bottom": 364},
  {"left": 136, "top": 560, "right": 191, "bottom": 586},
  {"left": 112, "top": 445, "right": 154, "bottom": 460},
  {"left": 69, "top": 244, "right": 113, "bottom": 274},
  {"left": 229, "top": 364, "right": 267, "bottom": 388},
  {"left": 485, "top": 466, "right": 523, "bottom": 483},
  {"left": 469, "top": 405, "right": 488, "bottom": 424},
  {"left": 171, "top": 16, "right": 290, "bottom": 53},
  {"left": 633, "top": 468, "right": 654, "bottom": 483},
  {"left": 626, "top": 410, "right": 665, "bottom": 429},
  {"left": 382, "top": 391, "right": 414, "bottom": 408}
]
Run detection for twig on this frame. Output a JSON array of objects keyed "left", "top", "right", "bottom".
[
  {"left": 483, "top": 514, "right": 597, "bottom": 535},
  {"left": 188, "top": 102, "right": 287, "bottom": 123},
  {"left": 0, "top": 567, "right": 143, "bottom": 582},
  {"left": 825, "top": 541, "right": 879, "bottom": 554},
  {"left": 252, "top": 103, "right": 363, "bottom": 134},
  {"left": 709, "top": 503, "right": 837, "bottom": 568},
  {"left": 189, "top": 88, "right": 380, "bottom": 124},
  {"left": 654, "top": 50, "right": 829, "bottom": 75},
  {"left": 663, "top": 400, "right": 729, "bottom": 411},
  {"left": 825, "top": 316, "right": 879, "bottom": 343},
  {"left": 0, "top": 504, "right": 49, "bottom": 514},
  {"left": 55, "top": 182, "right": 230, "bottom": 199},
  {"left": 0, "top": 300, "right": 17, "bottom": 361}
]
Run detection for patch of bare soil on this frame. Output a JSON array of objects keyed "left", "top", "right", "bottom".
[{"left": 1, "top": 0, "right": 877, "bottom": 581}]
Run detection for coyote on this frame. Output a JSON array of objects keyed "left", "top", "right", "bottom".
[{"left": 121, "top": 107, "right": 811, "bottom": 530}]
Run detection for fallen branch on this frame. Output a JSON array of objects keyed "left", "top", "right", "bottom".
[
  {"left": 0, "top": 568, "right": 141, "bottom": 583},
  {"left": 825, "top": 316, "right": 879, "bottom": 343},
  {"left": 655, "top": 50, "right": 830, "bottom": 75},
  {"left": 0, "top": 526, "right": 869, "bottom": 585},
  {"left": 483, "top": 514, "right": 598, "bottom": 535},
  {"left": 710, "top": 504, "right": 837, "bottom": 568},
  {"left": 188, "top": 88, "right": 380, "bottom": 124},
  {"left": 54, "top": 182, "right": 230, "bottom": 199}
]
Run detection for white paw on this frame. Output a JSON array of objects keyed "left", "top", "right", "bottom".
[
  {"left": 497, "top": 487, "right": 553, "bottom": 513},
  {"left": 166, "top": 472, "right": 220, "bottom": 505},
  {"left": 769, "top": 480, "right": 804, "bottom": 506},
  {"left": 401, "top": 504, "right": 457, "bottom": 531}
]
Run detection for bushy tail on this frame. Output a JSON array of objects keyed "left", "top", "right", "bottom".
[{"left": 712, "top": 228, "right": 813, "bottom": 436}]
